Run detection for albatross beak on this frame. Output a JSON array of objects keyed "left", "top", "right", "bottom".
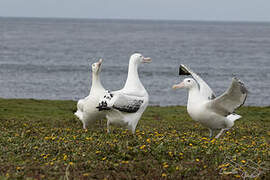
[
  {"left": 142, "top": 57, "right": 152, "bottom": 63},
  {"left": 172, "top": 82, "right": 185, "bottom": 89},
  {"left": 97, "top": 58, "right": 103, "bottom": 67}
]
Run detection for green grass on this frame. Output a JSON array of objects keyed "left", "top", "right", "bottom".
[{"left": 0, "top": 98, "right": 269, "bottom": 179}]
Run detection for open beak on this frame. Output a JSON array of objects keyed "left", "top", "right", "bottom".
[
  {"left": 142, "top": 57, "right": 152, "bottom": 63},
  {"left": 172, "top": 82, "right": 185, "bottom": 89}
]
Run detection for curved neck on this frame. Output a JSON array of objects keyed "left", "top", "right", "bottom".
[
  {"left": 123, "top": 60, "right": 144, "bottom": 91},
  {"left": 90, "top": 71, "right": 103, "bottom": 94}
]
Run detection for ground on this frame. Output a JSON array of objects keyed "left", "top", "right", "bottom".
[{"left": 0, "top": 98, "right": 269, "bottom": 179}]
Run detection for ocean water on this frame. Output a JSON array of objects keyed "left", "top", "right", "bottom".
[{"left": 0, "top": 17, "right": 269, "bottom": 106}]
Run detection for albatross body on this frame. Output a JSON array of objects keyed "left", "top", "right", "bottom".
[
  {"left": 173, "top": 65, "right": 247, "bottom": 138},
  {"left": 97, "top": 53, "right": 151, "bottom": 134},
  {"left": 74, "top": 59, "right": 106, "bottom": 129}
]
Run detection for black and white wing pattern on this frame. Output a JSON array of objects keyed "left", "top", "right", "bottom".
[
  {"left": 96, "top": 91, "right": 144, "bottom": 113},
  {"left": 179, "top": 64, "right": 216, "bottom": 100},
  {"left": 207, "top": 77, "right": 248, "bottom": 116},
  {"left": 96, "top": 90, "right": 114, "bottom": 111}
]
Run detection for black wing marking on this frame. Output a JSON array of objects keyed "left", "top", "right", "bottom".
[
  {"left": 113, "top": 99, "right": 144, "bottom": 113},
  {"left": 96, "top": 90, "right": 113, "bottom": 111},
  {"left": 179, "top": 65, "right": 191, "bottom": 75},
  {"left": 96, "top": 91, "right": 144, "bottom": 113}
]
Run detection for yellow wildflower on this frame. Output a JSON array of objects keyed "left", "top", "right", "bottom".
[
  {"left": 163, "top": 162, "right": 168, "bottom": 168},
  {"left": 140, "top": 145, "right": 146, "bottom": 149},
  {"left": 63, "top": 154, "right": 67, "bottom": 161},
  {"left": 235, "top": 174, "right": 241, "bottom": 178},
  {"left": 83, "top": 173, "right": 90, "bottom": 176},
  {"left": 96, "top": 150, "right": 101, "bottom": 154}
]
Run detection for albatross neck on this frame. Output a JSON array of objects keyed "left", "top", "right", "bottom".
[
  {"left": 123, "top": 61, "right": 144, "bottom": 91},
  {"left": 90, "top": 71, "right": 103, "bottom": 94},
  {"left": 187, "top": 85, "right": 201, "bottom": 106}
]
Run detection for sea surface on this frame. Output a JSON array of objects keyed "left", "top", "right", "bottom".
[{"left": 0, "top": 17, "right": 269, "bottom": 106}]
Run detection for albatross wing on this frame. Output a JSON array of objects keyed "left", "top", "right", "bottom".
[
  {"left": 97, "top": 91, "right": 144, "bottom": 113},
  {"left": 180, "top": 64, "right": 216, "bottom": 100},
  {"left": 207, "top": 77, "right": 248, "bottom": 116}
]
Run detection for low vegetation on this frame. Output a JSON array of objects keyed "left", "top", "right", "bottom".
[{"left": 0, "top": 98, "right": 269, "bottom": 179}]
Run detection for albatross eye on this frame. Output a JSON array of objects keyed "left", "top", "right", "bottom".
[{"left": 187, "top": 80, "right": 191, "bottom": 83}]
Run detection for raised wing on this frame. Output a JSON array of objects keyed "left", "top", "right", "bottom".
[
  {"left": 179, "top": 64, "right": 216, "bottom": 100},
  {"left": 207, "top": 77, "right": 248, "bottom": 116},
  {"left": 96, "top": 91, "right": 144, "bottom": 113}
]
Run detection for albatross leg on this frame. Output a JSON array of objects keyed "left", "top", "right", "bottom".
[
  {"left": 107, "top": 120, "right": 110, "bottom": 133},
  {"left": 209, "top": 129, "right": 213, "bottom": 138},
  {"left": 215, "top": 129, "right": 225, "bottom": 139},
  {"left": 83, "top": 122, "right": 87, "bottom": 130},
  {"left": 131, "top": 126, "right": 136, "bottom": 134},
  {"left": 99, "top": 119, "right": 102, "bottom": 127}
]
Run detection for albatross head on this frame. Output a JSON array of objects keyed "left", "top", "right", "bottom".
[
  {"left": 130, "top": 53, "right": 152, "bottom": 65},
  {"left": 172, "top": 78, "right": 197, "bottom": 89},
  {"left": 91, "top": 59, "right": 103, "bottom": 74}
]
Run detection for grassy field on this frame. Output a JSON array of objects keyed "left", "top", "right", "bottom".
[{"left": 0, "top": 98, "right": 269, "bottom": 179}]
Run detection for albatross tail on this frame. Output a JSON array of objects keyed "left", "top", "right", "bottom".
[
  {"left": 227, "top": 114, "right": 242, "bottom": 122},
  {"left": 74, "top": 110, "right": 83, "bottom": 120},
  {"left": 226, "top": 114, "right": 242, "bottom": 128},
  {"left": 215, "top": 114, "right": 242, "bottom": 139}
]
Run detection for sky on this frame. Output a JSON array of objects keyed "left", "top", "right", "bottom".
[{"left": 0, "top": 0, "right": 270, "bottom": 22}]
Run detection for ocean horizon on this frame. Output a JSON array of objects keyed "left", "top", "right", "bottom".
[{"left": 0, "top": 17, "right": 269, "bottom": 106}]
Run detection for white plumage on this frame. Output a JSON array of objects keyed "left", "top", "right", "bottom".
[
  {"left": 97, "top": 53, "right": 152, "bottom": 134},
  {"left": 173, "top": 64, "right": 248, "bottom": 138},
  {"left": 74, "top": 59, "right": 106, "bottom": 129}
]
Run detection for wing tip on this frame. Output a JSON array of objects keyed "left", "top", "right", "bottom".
[
  {"left": 232, "top": 77, "right": 248, "bottom": 95},
  {"left": 231, "top": 77, "right": 248, "bottom": 109},
  {"left": 179, "top": 64, "right": 191, "bottom": 76}
]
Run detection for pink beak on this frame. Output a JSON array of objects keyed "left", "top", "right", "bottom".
[
  {"left": 97, "top": 58, "right": 103, "bottom": 67},
  {"left": 142, "top": 57, "right": 152, "bottom": 63},
  {"left": 172, "top": 82, "right": 185, "bottom": 89}
]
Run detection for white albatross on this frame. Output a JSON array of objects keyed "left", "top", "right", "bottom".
[
  {"left": 172, "top": 64, "right": 248, "bottom": 138},
  {"left": 96, "top": 53, "right": 151, "bottom": 134},
  {"left": 74, "top": 59, "right": 106, "bottom": 129}
]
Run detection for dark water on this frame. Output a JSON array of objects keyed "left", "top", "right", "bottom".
[{"left": 0, "top": 17, "right": 269, "bottom": 106}]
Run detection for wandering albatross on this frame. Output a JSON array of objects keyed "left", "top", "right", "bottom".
[
  {"left": 173, "top": 64, "right": 248, "bottom": 138},
  {"left": 74, "top": 59, "right": 106, "bottom": 129},
  {"left": 96, "top": 53, "right": 151, "bottom": 134}
]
